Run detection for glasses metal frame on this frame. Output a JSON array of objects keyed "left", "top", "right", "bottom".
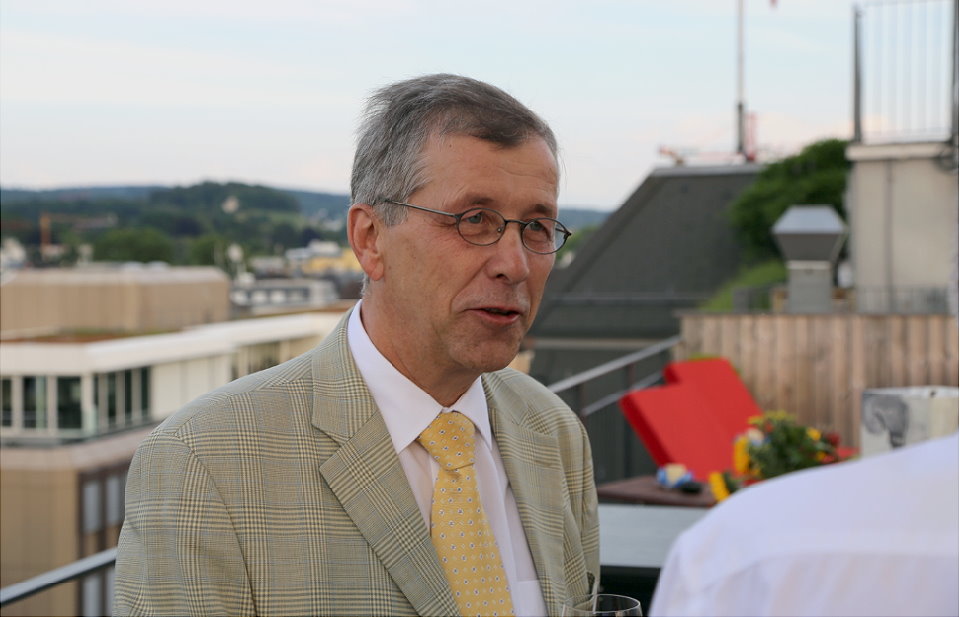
[{"left": 383, "top": 199, "right": 572, "bottom": 255}]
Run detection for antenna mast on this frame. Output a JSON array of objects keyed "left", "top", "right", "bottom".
[{"left": 736, "top": 0, "right": 747, "bottom": 160}]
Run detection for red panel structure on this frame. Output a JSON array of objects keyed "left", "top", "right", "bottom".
[
  {"left": 663, "top": 358, "right": 763, "bottom": 442},
  {"left": 619, "top": 384, "right": 733, "bottom": 481}
]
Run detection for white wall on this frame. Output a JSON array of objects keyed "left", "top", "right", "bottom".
[
  {"left": 846, "top": 142, "right": 958, "bottom": 299},
  {"left": 151, "top": 355, "right": 232, "bottom": 420}
]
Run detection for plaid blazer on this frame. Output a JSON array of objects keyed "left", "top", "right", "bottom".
[{"left": 114, "top": 312, "right": 599, "bottom": 616}]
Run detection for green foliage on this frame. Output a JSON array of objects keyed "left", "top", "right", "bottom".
[
  {"left": 140, "top": 206, "right": 210, "bottom": 237},
  {"left": 729, "top": 138, "right": 850, "bottom": 260},
  {"left": 556, "top": 224, "right": 598, "bottom": 260},
  {"left": 745, "top": 412, "right": 839, "bottom": 480},
  {"left": 1, "top": 181, "right": 350, "bottom": 268},
  {"left": 188, "top": 233, "right": 225, "bottom": 266},
  {"left": 700, "top": 260, "right": 787, "bottom": 311},
  {"left": 93, "top": 227, "right": 176, "bottom": 263},
  {"left": 149, "top": 181, "right": 299, "bottom": 214}
]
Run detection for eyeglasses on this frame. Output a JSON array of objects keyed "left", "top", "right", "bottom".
[{"left": 383, "top": 200, "right": 572, "bottom": 254}]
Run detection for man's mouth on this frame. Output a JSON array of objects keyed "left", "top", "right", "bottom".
[{"left": 480, "top": 307, "right": 521, "bottom": 317}]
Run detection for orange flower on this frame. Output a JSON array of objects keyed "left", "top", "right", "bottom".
[
  {"left": 733, "top": 435, "right": 750, "bottom": 475},
  {"left": 708, "top": 471, "right": 730, "bottom": 502}
]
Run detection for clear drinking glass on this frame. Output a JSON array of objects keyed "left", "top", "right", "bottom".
[{"left": 562, "top": 593, "right": 643, "bottom": 616}]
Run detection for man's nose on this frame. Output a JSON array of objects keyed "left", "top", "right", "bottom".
[{"left": 487, "top": 222, "right": 531, "bottom": 283}]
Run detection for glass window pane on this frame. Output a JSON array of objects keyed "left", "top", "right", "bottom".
[
  {"left": 106, "top": 373, "right": 117, "bottom": 426},
  {"left": 82, "top": 480, "right": 102, "bottom": 534},
  {"left": 57, "top": 377, "right": 83, "bottom": 430},
  {"left": 140, "top": 367, "right": 150, "bottom": 419},
  {"left": 82, "top": 572, "right": 102, "bottom": 617},
  {"left": 1, "top": 378, "right": 11, "bottom": 427},
  {"left": 106, "top": 474, "right": 123, "bottom": 527},
  {"left": 124, "top": 370, "right": 133, "bottom": 424},
  {"left": 105, "top": 567, "right": 115, "bottom": 617},
  {"left": 23, "top": 376, "right": 47, "bottom": 429}
]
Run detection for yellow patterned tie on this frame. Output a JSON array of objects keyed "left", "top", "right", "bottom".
[{"left": 417, "top": 412, "right": 515, "bottom": 617}]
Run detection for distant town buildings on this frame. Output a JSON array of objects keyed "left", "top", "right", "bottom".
[{"left": 1, "top": 265, "right": 230, "bottom": 338}]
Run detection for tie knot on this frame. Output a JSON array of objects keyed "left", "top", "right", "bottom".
[{"left": 417, "top": 411, "right": 476, "bottom": 471}]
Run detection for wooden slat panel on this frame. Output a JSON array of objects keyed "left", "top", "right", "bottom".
[
  {"left": 774, "top": 315, "right": 795, "bottom": 413},
  {"left": 676, "top": 313, "right": 957, "bottom": 451},
  {"left": 737, "top": 314, "right": 756, "bottom": 396},
  {"left": 811, "top": 316, "right": 832, "bottom": 432},
  {"left": 927, "top": 316, "right": 946, "bottom": 384},
  {"left": 870, "top": 315, "right": 890, "bottom": 387},
  {"left": 719, "top": 314, "right": 738, "bottom": 366},
  {"left": 907, "top": 315, "right": 928, "bottom": 384},
  {"left": 888, "top": 315, "right": 907, "bottom": 386},
  {"left": 829, "top": 315, "right": 851, "bottom": 442},
  {"left": 701, "top": 315, "right": 721, "bottom": 357},
  {"left": 753, "top": 316, "right": 777, "bottom": 411},
  {"left": 793, "top": 315, "right": 811, "bottom": 428},
  {"left": 948, "top": 317, "right": 959, "bottom": 386}
]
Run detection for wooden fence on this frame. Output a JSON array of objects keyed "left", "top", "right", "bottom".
[{"left": 675, "top": 312, "right": 959, "bottom": 449}]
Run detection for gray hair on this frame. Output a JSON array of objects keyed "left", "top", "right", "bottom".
[{"left": 350, "top": 73, "right": 559, "bottom": 225}]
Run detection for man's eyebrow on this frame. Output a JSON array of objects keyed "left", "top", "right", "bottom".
[
  {"left": 458, "top": 195, "right": 557, "bottom": 217},
  {"left": 530, "top": 203, "right": 557, "bottom": 217}
]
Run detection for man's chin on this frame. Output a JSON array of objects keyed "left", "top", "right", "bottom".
[{"left": 457, "top": 341, "right": 523, "bottom": 375}]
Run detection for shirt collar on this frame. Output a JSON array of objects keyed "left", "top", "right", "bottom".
[{"left": 346, "top": 301, "right": 492, "bottom": 454}]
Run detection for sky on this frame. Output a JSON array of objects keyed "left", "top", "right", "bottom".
[{"left": 1, "top": 0, "right": 866, "bottom": 210}]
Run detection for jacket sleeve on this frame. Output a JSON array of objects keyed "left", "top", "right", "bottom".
[{"left": 114, "top": 432, "right": 254, "bottom": 616}]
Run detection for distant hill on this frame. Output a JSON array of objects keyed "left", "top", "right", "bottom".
[
  {"left": 558, "top": 207, "right": 611, "bottom": 230},
  {"left": 284, "top": 189, "right": 351, "bottom": 222},
  {"left": 1, "top": 185, "right": 164, "bottom": 203},
  {"left": 1, "top": 185, "right": 611, "bottom": 229},
  {"left": 1, "top": 184, "right": 350, "bottom": 214}
]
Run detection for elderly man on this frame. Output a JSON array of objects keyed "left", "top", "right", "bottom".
[{"left": 115, "top": 74, "right": 599, "bottom": 617}]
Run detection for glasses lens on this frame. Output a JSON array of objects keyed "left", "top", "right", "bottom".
[
  {"left": 457, "top": 208, "right": 504, "bottom": 246},
  {"left": 523, "top": 218, "right": 566, "bottom": 254}
]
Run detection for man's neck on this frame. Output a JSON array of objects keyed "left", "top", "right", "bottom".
[{"left": 358, "top": 301, "right": 477, "bottom": 407}]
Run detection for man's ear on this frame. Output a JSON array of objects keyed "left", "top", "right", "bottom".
[{"left": 347, "top": 203, "right": 385, "bottom": 282}]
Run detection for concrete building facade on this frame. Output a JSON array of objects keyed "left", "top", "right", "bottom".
[{"left": 0, "top": 266, "right": 230, "bottom": 338}]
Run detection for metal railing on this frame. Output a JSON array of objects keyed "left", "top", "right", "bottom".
[
  {"left": 0, "top": 548, "right": 116, "bottom": 609},
  {"left": 855, "top": 286, "right": 954, "bottom": 314},
  {"left": 853, "top": 0, "right": 958, "bottom": 144},
  {"left": 548, "top": 335, "right": 680, "bottom": 418},
  {"left": 0, "top": 336, "right": 681, "bottom": 610}
]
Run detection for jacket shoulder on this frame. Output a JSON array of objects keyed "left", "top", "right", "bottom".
[
  {"left": 484, "top": 367, "right": 582, "bottom": 433},
  {"left": 150, "top": 350, "right": 317, "bottom": 442}
]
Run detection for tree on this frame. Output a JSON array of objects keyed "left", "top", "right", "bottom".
[
  {"left": 93, "top": 227, "right": 176, "bottom": 263},
  {"left": 188, "top": 233, "right": 225, "bottom": 266},
  {"left": 729, "top": 138, "right": 849, "bottom": 261}
]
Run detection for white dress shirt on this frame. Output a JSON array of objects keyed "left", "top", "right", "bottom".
[
  {"left": 651, "top": 433, "right": 960, "bottom": 617},
  {"left": 347, "top": 303, "right": 547, "bottom": 617}
]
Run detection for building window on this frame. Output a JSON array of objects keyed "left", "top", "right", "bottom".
[
  {"left": 82, "top": 479, "right": 102, "bottom": 535},
  {"left": 92, "top": 368, "right": 150, "bottom": 431},
  {"left": 78, "top": 461, "right": 130, "bottom": 617},
  {"left": 124, "top": 370, "right": 134, "bottom": 424},
  {"left": 106, "top": 373, "right": 118, "bottom": 427},
  {"left": 57, "top": 376, "right": 83, "bottom": 430},
  {"left": 140, "top": 367, "right": 150, "bottom": 419},
  {"left": 1, "top": 378, "right": 11, "bottom": 427},
  {"left": 23, "top": 376, "right": 47, "bottom": 429}
]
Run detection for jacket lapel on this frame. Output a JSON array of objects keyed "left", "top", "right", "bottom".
[
  {"left": 311, "top": 316, "right": 459, "bottom": 617},
  {"left": 486, "top": 381, "right": 568, "bottom": 616}
]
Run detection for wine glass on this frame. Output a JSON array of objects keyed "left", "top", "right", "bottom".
[{"left": 562, "top": 593, "right": 643, "bottom": 616}]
